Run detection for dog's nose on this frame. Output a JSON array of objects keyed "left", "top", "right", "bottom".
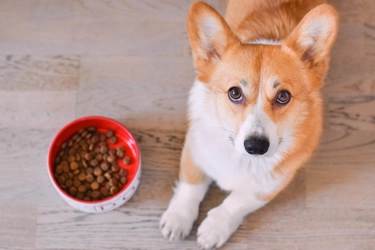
[{"left": 244, "top": 136, "right": 270, "bottom": 155}]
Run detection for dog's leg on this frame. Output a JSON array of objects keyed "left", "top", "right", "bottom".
[
  {"left": 197, "top": 191, "right": 268, "bottom": 249},
  {"left": 160, "top": 133, "right": 211, "bottom": 241}
]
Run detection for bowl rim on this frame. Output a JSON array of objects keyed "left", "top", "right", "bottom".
[{"left": 47, "top": 116, "right": 141, "bottom": 204}]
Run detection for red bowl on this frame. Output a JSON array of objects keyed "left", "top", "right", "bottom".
[{"left": 47, "top": 116, "right": 141, "bottom": 213}]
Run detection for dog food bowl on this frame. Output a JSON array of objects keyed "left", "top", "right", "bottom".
[{"left": 47, "top": 116, "right": 141, "bottom": 213}]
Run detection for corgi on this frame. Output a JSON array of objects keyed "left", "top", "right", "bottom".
[{"left": 160, "top": 0, "right": 338, "bottom": 249}]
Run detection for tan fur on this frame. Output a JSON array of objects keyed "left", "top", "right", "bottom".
[
  {"left": 225, "top": 0, "right": 327, "bottom": 42},
  {"left": 160, "top": 2, "right": 338, "bottom": 246},
  {"left": 186, "top": 1, "right": 338, "bottom": 197},
  {"left": 179, "top": 134, "right": 207, "bottom": 184}
]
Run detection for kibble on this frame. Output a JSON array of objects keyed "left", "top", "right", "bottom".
[
  {"left": 97, "top": 175, "right": 105, "bottom": 184},
  {"left": 96, "top": 154, "right": 103, "bottom": 161},
  {"left": 78, "top": 185, "right": 87, "bottom": 193},
  {"left": 86, "top": 167, "right": 93, "bottom": 175},
  {"left": 94, "top": 147, "right": 101, "bottom": 154},
  {"left": 57, "top": 176, "right": 65, "bottom": 185},
  {"left": 109, "top": 136, "right": 117, "bottom": 144},
  {"left": 116, "top": 150, "right": 124, "bottom": 158},
  {"left": 63, "top": 164, "right": 70, "bottom": 173},
  {"left": 91, "top": 181, "right": 99, "bottom": 190},
  {"left": 107, "top": 154, "right": 116, "bottom": 163},
  {"left": 113, "top": 173, "right": 120, "bottom": 180},
  {"left": 54, "top": 127, "right": 130, "bottom": 201},
  {"left": 119, "top": 169, "right": 127, "bottom": 176},
  {"left": 91, "top": 190, "right": 100, "bottom": 199},
  {"left": 104, "top": 172, "right": 111, "bottom": 180},
  {"left": 120, "top": 176, "right": 127, "bottom": 184},
  {"left": 70, "top": 161, "right": 79, "bottom": 171},
  {"left": 56, "top": 165, "right": 63, "bottom": 174},
  {"left": 90, "top": 159, "right": 99, "bottom": 167},
  {"left": 101, "top": 162, "right": 109, "bottom": 171},
  {"left": 109, "top": 178, "right": 118, "bottom": 187},
  {"left": 111, "top": 164, "right": 119, "bottom": 172},
  {"left": 85, "top": 152, "right": 93, "bottom": 161},
  {"left": 68, "top": 155, "right": 75, "bottom": 162},
  {"left": 86, "top": 174, "right": 94, "bottom": 183},
  {"left": 69, "top": 186, "right": 77, "bottom": 196},
  {"left": 102, "top": 188, "right": 109, "bottom": 197},
  {"left": 93, "top": 167, "right": 102, "bottom": 176},
  {"left": 110, "top": 186, "right": 119, "bottom": 195},
  {"left": 123, "top": 156, "right": 131, "bottom": 165},
  {"left": 78, "top": 172, "right": 86, "bottom": 181},
  {"left": 77, "top": 192, "right": 85, "bottom": 200},
  {"left": 75, "top": 154, "right": 81, "bottom": 161},
  {"left": 106, "top": 130, "right": 114, "bottom": 137},
  {"left": 100, "top": 146, "right": 108, "bottom": 154},
  {"left": 82, "top": 160, "right": 88, "bottom": 168},
  {"left": 100, "top": 134, "right": 106, "bottom": 141},
  {"left": 73, "top": 179, "right": 81, "bottom": 188},
  {"left": 91, "top": 135, "right": 99, "bottom": 144}
]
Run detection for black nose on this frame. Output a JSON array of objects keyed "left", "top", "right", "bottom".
[{"left": 244, "top": 136, "right": 270, "bottom": 155}]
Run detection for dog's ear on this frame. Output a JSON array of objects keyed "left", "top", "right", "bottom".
[
  {"left": 283, "top": 4, "right": 338, "bottom": 76},
  {"left": 187, "top": 2, "right": 238, "bottom": 81}
]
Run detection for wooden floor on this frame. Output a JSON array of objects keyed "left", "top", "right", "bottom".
[{"left": 1, "top": 0, "right": 374, "bottom": 249}]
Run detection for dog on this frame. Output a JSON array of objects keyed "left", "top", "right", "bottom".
[{"left": 160, "top": 0, "right": 338, "bottom": 249}]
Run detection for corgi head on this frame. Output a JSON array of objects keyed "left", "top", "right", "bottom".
[{"left": 187, "top": 2, "right": 338, "bottom": 157}]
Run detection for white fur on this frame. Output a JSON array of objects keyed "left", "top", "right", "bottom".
[
  {"left": 160, "top": 180, "right": 211, "bottom": 241},
  {"left": 247, "top": 39, "right": 282, "bottom": 45},
  {"left": 299, "top": 17, "right": 330, "bottom": 48},
  {"left": 161, "top": 79, "right": 294, "bottom": 249},
  {"left": 197, "top": 192, "right": 267, "bottom": 249},
  {"left": 200, "top": 17, "right": 224, "bottom": 53}
]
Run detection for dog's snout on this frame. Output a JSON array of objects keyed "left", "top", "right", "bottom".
[{"left": 244, "top": 136, "right": 270, "bottom": 155}]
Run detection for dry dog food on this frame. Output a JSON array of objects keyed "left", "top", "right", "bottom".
[{"left": 54, "top": 127, "right": 131, "bottom": 201}]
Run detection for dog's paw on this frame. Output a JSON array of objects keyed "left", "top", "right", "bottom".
[
  {"left": 197, "top": 208, "right": 236, "bottom": 249},
  {"left": 160, "top": 210, "right": 195, "bottom": 241}
]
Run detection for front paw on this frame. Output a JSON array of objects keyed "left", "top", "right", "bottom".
[
  {"left": 160, "top": 210, "right": 195, "bottom": 241},
  {"left": 197, "top": 208, "right": 237, "bottom": 249}
]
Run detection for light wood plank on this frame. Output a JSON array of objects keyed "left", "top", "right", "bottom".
[
  {"left": 0, "top": 56, "right": 79, "bottom": 91},
  {"left": 324, "top": 22, "right": 375, "bottom": 131},
  {"left": 0, "top": 90, "right": 76, "bottom": 129},
  {"left": 76, "top": 56, "right": 195, "bottom": 131},
  {"left": 36, "top": 205, "right": 247, "bottom": 250},
  {"left": 0, "top": 128, "right": 67, "bottom": 207},
  {"left": 0, "top": 206, "right": 37, "bottom": 249},
  {"left": 306, "top": 129, "right": 375, "bottom": 209},
  {"left": 330, "top": 0, "right": 375, "bottom": 23},
  {"left": 245, "top": 207, "right": 375, "bottom": 250},
  {"left": 0, "top": 55, "right": 78, "bottom": 129}
]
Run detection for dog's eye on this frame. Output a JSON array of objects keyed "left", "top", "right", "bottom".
[
  {"left": 276, "top": 90, "right": 291, "bottom": 105},
  {"left": 228, "top": 87, "right": 243, "bottom": 103}
]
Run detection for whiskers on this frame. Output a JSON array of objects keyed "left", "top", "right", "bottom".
[
  {"left": 228, "top": 136, "right": 234, "bottom": 145},
  {"left": 219, "top": 127, "right": 235, "bottom": 135}
]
